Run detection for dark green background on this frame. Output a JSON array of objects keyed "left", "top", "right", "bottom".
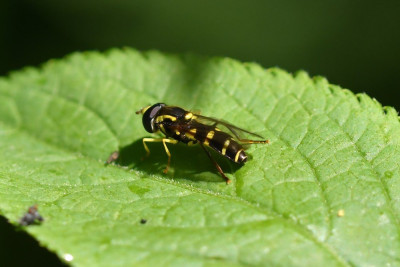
[
  {"left": 2, "top": 0, "right": 400, "bottom": 109},
  {"left": 0, "top": 0, "right": 399, "bottom": 265}
]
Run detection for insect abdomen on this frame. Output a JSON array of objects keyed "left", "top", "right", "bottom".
[{"left": 201, "top": 130, "right": 247, "bottom": 164}]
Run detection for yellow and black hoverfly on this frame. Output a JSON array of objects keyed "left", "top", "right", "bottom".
[{"left": 136, "top": 103, "right": 269, "bottom": 184}]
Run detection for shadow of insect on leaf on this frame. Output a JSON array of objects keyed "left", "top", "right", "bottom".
[{"left": 115, "top": 139, "right": 242, "bottom": 183}]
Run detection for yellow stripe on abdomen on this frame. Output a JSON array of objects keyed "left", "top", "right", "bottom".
[
  {"left": 221, "top": 139, "right": 230, "bottom": 155},
  {"left": 234, "top": 149, "right": 244, "bottom": 162}
]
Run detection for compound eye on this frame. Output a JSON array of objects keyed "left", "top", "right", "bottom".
[{"left": 142, "top": 103, "right": 165, "bottom": 133}]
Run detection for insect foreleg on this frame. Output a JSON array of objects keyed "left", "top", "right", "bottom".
[
  {"left": 142, "top": 137, "right": 162, "bottom": 157},
  {"left": 142, "top": 138, "right": 178, "bottom": 173}
]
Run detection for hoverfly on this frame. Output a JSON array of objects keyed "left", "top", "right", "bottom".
[{"left": 136, "top": 103, "right": 269, "bottom": 184}]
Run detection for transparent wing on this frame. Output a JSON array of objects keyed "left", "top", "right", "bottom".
[{"left": 194, "top": 114, "right": 265, "bottom": 140}]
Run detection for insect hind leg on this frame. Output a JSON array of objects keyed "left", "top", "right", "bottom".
[
  {"left": 142, "top": 138, "right": 178, "bottom": 173},
  {"left": 200, "top": 143, "right": 231, "bottom": 184},
  {"left": 238, "top": 139, "right": 269, "bottom": 144}
]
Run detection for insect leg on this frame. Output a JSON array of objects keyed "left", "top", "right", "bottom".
[
  {"left": 199, "top": 143, "right": 231, "bottom": 184},
  {"left": 238, "top": 139, "right": 269, "bottom": 144},
  {"left": 142, "top": 138, "right": 163, "bottom": 157},
  {"left": 142, "top": 138, "right": 176, "bottom": 155},
  {"left": 162, "top": 139, "right": 178, "bottom": 174},
  {"left": 142, "top": 138, "right": 178, "bottom": 172}
]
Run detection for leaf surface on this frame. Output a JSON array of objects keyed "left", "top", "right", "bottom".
[{"left": 0, "top": 49, "right": 399, "bottom": 266}]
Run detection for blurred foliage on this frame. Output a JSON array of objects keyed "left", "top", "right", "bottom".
[{"left": 1, "top": 0, "right": 400, "bottom": 109}]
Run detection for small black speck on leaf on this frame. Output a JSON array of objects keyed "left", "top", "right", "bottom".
[{"left": 140, "top": 219, "right": 147, "bottom": 224}]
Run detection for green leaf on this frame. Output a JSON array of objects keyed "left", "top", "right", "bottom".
[{"left": 1, "top": 48, "right": 400, "bottom": 266}]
